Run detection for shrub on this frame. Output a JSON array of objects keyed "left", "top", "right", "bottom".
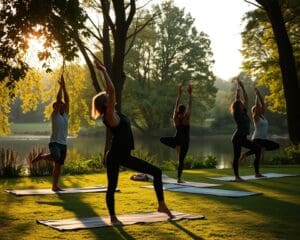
[
  {"left": 0, "top": 148, "right": 22, "bottom": 177},
  {"left": 184, "top": 154, "right": 217, "bottom": 169},
  {"left": 63, "top": 149, "right": 105, "bottom": 174}
]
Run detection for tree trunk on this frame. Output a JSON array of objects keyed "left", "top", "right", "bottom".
[
  {"left": 73, "top": 31, "right": 101, "bottom": 93},
  {"left": 257, "top": 0, "right": 300, "bottom": 144}
]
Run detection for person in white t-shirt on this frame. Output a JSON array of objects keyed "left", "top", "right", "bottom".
[{"left": 32, "top": 75, "right": 69, "bottom": 191}]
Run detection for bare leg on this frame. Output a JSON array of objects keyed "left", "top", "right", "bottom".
[
  {"left": 52, "top": 162, "right": 62, "bottom": 191},
  {"left": 239, "top": 152, "right": 246, "bottom": 162},
  {"left": 158, "top": 200, "right": 174, "bottom": 218},
  {"left": 32, "top": 153, "right": 55, "bottom": 163},
  {"left": 110, "top": 215, "right": 123, "bottom": 225}
]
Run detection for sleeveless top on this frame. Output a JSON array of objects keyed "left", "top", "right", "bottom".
[
  {"left": 175, "top": 124, "right": 190, "bottom": 145},
  {"left": 252, "top": 115, "right": 268, "bottom": 140},
  {"left": 103, "top": 112, "right": 134, "bottom": 152},
  {"left": 233, "top": 108, "right": 250, "bottom": 136},
  {"left": 50, "top": 112, "right": 68, "bottom": 145}
]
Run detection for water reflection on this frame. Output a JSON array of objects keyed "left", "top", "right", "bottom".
[{"left": 0, "top": 134, "right": 288, "bottom": 169}]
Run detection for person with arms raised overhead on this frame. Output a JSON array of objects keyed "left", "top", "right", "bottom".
[
  {"left": 230, "top": 78, "right": 261, "bottom": 181},
  {"left": 92, "top": 59, "right": 173, "bottom": 225},
  {"left": 240, "top": 87, "right": 280, "bottom": 166},
  {"left": 32, "top": 75, "right": 69, "bottom": 191},
  {"left": 160, "top": 84, "right": 192, "bottom": 183}
]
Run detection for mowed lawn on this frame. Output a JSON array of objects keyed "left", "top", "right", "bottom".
[{"left": 0, "top": 166, "right": 300, "bottom": 240}]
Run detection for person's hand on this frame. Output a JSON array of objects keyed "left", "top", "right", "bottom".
[
  {"left": 187, "top": 84, "right": 192, "bottom": 94},
  {"left": 59, "top": 75, "right": 65, "bottom": 86},
  {"left": 94, "top": 59, "right": 106, "bottom": 72}
]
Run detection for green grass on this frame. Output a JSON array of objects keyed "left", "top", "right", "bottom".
[
  {"left": 0, "top": 166, "right": 300, "bottom": 240},
  {"left": 10, "top": 122, "right": 51, "bottom": 134}
]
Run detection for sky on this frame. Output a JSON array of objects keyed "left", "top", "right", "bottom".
[{"left": 142, "top": 0, "right": 256, "bottom": 80}]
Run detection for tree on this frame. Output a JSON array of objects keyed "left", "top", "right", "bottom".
[
  {"left": 124, "top": 1, "right": 217, "bottom": 131},
  {"left": 241, "top": 1, "right": 300, "bottom": 115},
  {"left": 252, "top": 0, "right": 300, "bottom": 143}
]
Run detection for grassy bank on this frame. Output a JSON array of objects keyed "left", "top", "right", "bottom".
[{"left": 0, "top": 166, "right": 299, "bottom": 240}]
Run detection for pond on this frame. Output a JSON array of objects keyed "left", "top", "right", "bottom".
[{"left": 0, "top": 133, "right": 289, "bottom": 169}]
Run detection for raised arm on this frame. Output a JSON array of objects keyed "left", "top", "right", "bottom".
[
  {"left": 94, "top": 59, "right": 119, "bottom": 126},
  {"left": 56, "top": 80, "right": 63, "bottom": 103},
  {"left": 186, "top": 84, "right": 192, "bottom": 117},
  {"left": 254, "top": 87, "right": 265, "bottom": 115},
  {"left": 237, "top": 78, "right": 248, "bottom": 109},
  {"left": 60, "top": 75, "right": 69, "bottom": 114},
  {"left": 173, "top": 85, "right": 182, "bottom": 120}
]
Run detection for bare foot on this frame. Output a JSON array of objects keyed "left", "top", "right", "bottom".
[
  {"left": 239, "top": 152, "right": 246, "bottom": 162},
  {"left": 31, "top": 152, "right": 43, "bottom": 164},
  {"left": 234, "top": 176, "right": 244, "bottom": 182},
  {"left": 158, "top": 201, "right": 174, "bottom": 219},
  {"left": 110, "top": 216, "right": 123, "bottom": 226},
  {"left": 255, "top": 173, "right": 265, "bottom": 178},
  {"left": 52, "top": 187, "right": 63, "bottom": 192},
  {"left": 177, "top": 179, "right": 185, "bottom": 183}
]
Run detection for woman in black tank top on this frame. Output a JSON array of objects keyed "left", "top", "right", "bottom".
[
  {"left": 92, "top": 60, "right": 172, "bottom": 225},
  {"left": 160, "top": 85, "right": 192, "bottom": 183}
]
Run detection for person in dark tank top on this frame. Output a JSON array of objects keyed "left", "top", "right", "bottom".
[
  {"left": 92, "top": 59, "right": 173, "bottom": 225},
  {"left": 160, "top": 84, "right": 192, "bottom": 183},
  {"left": 231, "top": 78, "right": 262, "bottom": 181}
]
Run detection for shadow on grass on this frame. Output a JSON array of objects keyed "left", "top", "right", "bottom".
[{"left": 169, "top": 220, "right": 204, "bottom": 240}]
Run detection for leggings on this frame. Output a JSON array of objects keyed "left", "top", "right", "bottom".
[
  {"left": 160, "top": 137, "right": 189, "bottom": 179},
  {"left": 232, "top": 134, "right": 261, "bottom": 176},
  {"left": 106, "top": 150, "right": 163, "bottom": 217},
  {"left": 245, "top": 138, "right": 280, "bottom": 156}
]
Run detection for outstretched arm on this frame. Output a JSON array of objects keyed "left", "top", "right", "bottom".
[
  {"left": 60, "top": 75, "right": 69, "bottom": 114},
  {"left": 254, "top": 87, "right": 265, "bottom": 114},
  {"left": 56, "top": 80, "right": 63, "bottom": 103},
  {"left": 186, "top": 84, "right": 192, "bottom": 117},
  {"left": 237, "top": 78, "right": 248, "bottom": 109},
  {"left": 94, "top": 59, "right": 118, "bottom": 126},
  {"left": 173, "top": 85, "right": 182, "bottom": 120}
]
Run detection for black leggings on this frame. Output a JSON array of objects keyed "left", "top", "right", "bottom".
[
  {"left": 160, "top": 137, "right": 189, "bottom": 179},
  {"left": 232, "top": 134, "right": 261, "bottom": 176},
  {"left": 106, "top": 150, "right": 163, "bottom": 217},
  {"left": 245, "top": 138, "right": 280, "bottom": 156}
]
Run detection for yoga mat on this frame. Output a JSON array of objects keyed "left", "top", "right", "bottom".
[
  {"left": 143, "top": 184, "right": 261, "bottom": 198},
  {"left": 146, "top": 174, "right": 221, "bottom": 188},
  {"left": 5, "top": 186, "right": 119, "bottom": 196},
  {"left": 209, "top": 173, "right": 299, "bottom": 182},
  {"left": 37, "top": 211, "right": 204, "bottom": 230}
]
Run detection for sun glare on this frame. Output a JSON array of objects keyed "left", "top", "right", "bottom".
[{"left": 24, "top": 36, "right": 62, "bottom": 70}]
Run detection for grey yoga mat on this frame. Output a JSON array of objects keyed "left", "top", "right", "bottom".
[
  {"left": 146, "top": 174, "right": 221, "bottom": 188},
  {"left": 37, "top": 211, "right": 205, "bottom": 231},
  {"left": 143, "top": 184, "right": 261, "bottom": 198},
  {"left": 5, "top": 186, "right": 119, "bottom": 196},
  {"left": 208, "top": 173, "right": 299, "bottom": 182}
]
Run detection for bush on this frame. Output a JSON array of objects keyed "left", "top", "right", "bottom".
[
  {"left": 284, "top": 144, "right": 300, "bottom": 164},
  {"left": 184, "top": 154, "right": 217, "bottom": 169},
  {"left": 264, "top": 144, "right": 300, "bottom": 165},
  {"left": 0, "top": 148, "right": 22, "bottom": 177},
  {"left": 63, "top": 149, "right": 105, "bottom": 174},
  {"left": 27, "top": 146, "right": 53, "bottom": 176}
]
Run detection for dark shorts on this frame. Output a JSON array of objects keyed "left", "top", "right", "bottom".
[{"left": 49, "top": 142, "right": 67, "bottom": 165}]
